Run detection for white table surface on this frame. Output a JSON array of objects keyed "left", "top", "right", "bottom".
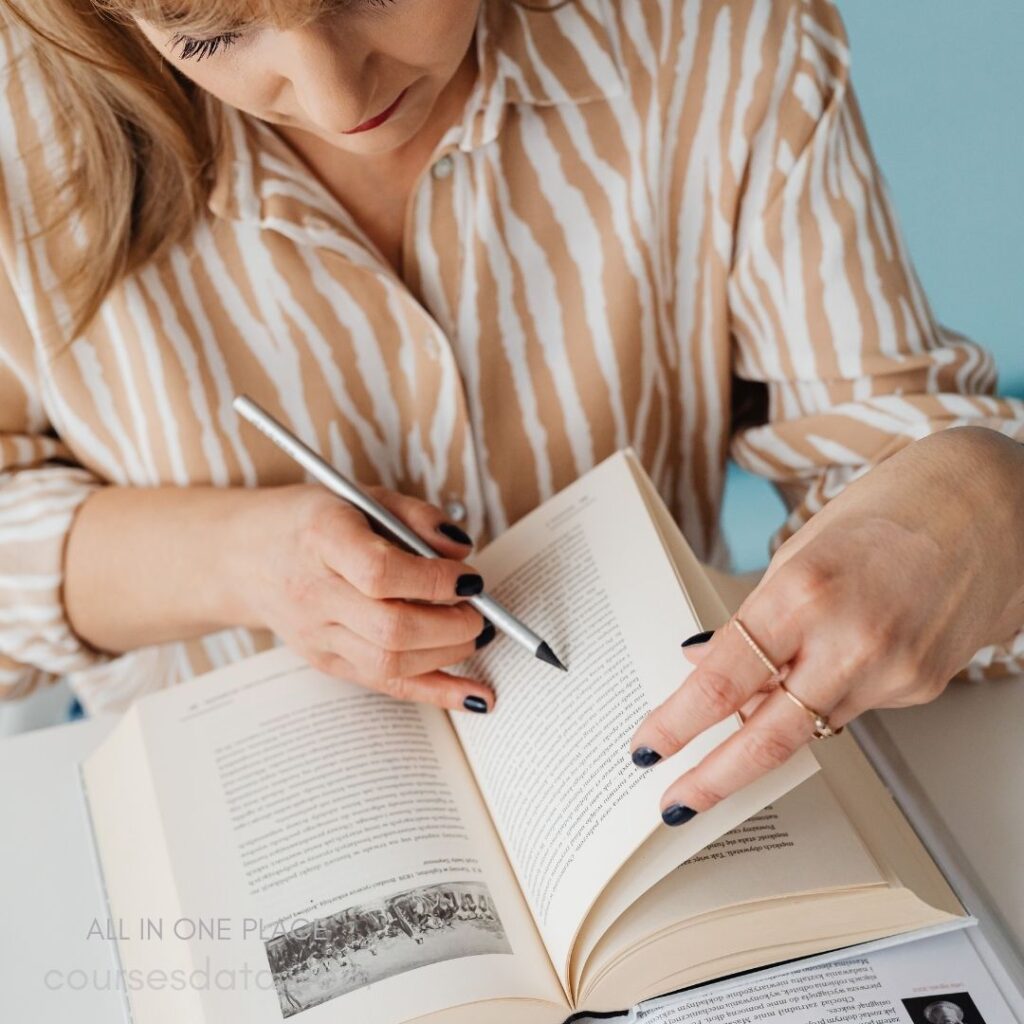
[{"left": 866, "top": 678, "right": 1024, "bottom": 976}]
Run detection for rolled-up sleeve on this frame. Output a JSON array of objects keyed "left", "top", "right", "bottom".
[
  {"left": 0, "top": 260, "right": 112, "bottom": 699},
  {"left": 728, "top": 0, "right": 1024, "bottom": 677}
]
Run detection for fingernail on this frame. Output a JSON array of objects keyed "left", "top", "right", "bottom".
[
  {"left": 662, "top": 804, "right": 698, "bottom": 827},
  {"left": 438, "top": 522, "right": 473, "bottom": 547},
  {"left": 631, "top": 746, "right": 662, "bottom": 768},
  {"left": 463, "top": 696, "right": 489, "bottom": 714},
  {"left": 475, "top": 620, "right": 496, "bottom": 649},
  {"left": 681, "top": 629, "right": 715, "bottom": 648},
  {"left": 456, "top": 574, "right": 484, "bottom": 597}
]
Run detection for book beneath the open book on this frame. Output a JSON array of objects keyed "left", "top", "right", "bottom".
[{"left": 71, "top": 449, "right": 964, "bottom": 1023}]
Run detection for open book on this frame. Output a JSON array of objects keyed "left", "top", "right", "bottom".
[{"left": 77, "top": 450, "right": 964, "bottom": 1023}]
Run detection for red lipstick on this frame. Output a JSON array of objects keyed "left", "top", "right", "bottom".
[{"left": 343, "top": 89, "right": 409, "bottom": 135}]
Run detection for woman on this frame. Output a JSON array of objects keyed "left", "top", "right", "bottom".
[{"left": 1, "top": 0, "right": 1022, "bottom": 826}]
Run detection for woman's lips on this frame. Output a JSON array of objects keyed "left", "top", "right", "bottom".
[{"left": 343, "top": 89, "right": 409, "bottom": 135}]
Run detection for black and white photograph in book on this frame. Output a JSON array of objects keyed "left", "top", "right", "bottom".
[
  {"left": 901, "top": 992, "right": 989, "bottom": 1024},
  {"left": 265, "top": 881, "right": 511, "bottom": 1017}
]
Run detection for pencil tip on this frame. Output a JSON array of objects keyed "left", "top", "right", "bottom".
[{"left": 536, "top": 642, "right": 568, "bottom": 672}]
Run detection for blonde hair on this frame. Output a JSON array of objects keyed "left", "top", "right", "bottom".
[{"left": 1, "top": 0, "right": 349, "bottom": 341}]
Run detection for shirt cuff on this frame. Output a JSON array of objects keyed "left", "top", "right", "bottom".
[{"left": 0, "top": 465, "right": 113, "bottom": 697}]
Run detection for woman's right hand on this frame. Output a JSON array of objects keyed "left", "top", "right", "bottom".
[{"left": 235, "top": 483, "right": 496, "bottom": 713}]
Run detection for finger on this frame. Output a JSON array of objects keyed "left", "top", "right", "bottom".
[
  {"left": 734, "top": 671, "right": 790, "bottom": 730},
  {"left": 657, "top": 685, "right": 818, "bottom": 824},
  {"left": 814, "top": 694, "right": 860, "bottom": 730},
  {"left": 367, "top": 486, "right": 476, "bottom": 555},
  {"left": 681, "top": 629, "right": 715, "bottom": 666},
  {"left": 325, "top": 576, "right": 486, "bottom": 651},
  {"left": 681, "top": 628, "right": 716, "bottom": 650},
  {"left": 737, "top": 689, "right": 772, "bottom": 723},
  {"left": 821, "top": 680, "right": 901, "bottom": 729},
  {"left": 323, "top": 621, "right": 496, "bottom": 686},
  {"left": 682, "top": 645, "right": 711, "bottom": 667},
  {"left": 657, "top": 663, "right": 850, "bottom": 825},
  {"left": 631, "top": 609, "right": 801, "bottom": 768},
  {"left": 318, "top": 653, "right": 496, "bottom": 714},
  {"left": 319, "top": 513, "right": 484, "bottom": 604}
]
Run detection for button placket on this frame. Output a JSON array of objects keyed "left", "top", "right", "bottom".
[{"left": 408, "top": 146, "right": 488, "bottom": 544}]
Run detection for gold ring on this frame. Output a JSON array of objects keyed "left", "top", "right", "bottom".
[
  {"left": 778, "top": 682, "right": 843, "bottom": 740},
  {"left": 733, "top": 618, "right": 781, "bottom": 681}
]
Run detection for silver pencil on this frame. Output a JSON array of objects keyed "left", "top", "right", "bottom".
[{"left": 233, "top": 395, "right": 567, "bottom": 672}]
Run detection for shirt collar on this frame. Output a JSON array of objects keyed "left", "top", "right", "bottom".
[
  {"left": 207, "top": 0, "right": 625, "bottom": 224},
  {"left": 461, "top": 0, "right": 626, "bottom": 148}
]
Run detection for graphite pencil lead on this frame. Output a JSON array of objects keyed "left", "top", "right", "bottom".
[{"left": 536, "top": 641, "right": 568, "bottom": 672}]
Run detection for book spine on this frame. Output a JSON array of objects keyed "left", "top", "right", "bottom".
[{"left": 76, "top": 764, "right": 136, "bottom": 1024}]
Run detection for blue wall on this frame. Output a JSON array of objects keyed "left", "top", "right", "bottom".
[
  {"left": 723, "top": 0, "right": 1024, "bottom": 571},
  {"left": 839, "top": 0, "right": 1024, "bottom": 397}
]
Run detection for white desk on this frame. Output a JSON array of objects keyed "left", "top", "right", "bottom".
[{"left": 864, "top": 680, "right": 1024, "bottom": 979}]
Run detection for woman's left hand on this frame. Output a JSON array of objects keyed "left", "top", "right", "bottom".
[{"left": 630, "top": 426, "right": 1024, "bottom": 826}]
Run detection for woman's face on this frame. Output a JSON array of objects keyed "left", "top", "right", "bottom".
[{"left": 134, "top": 0, "right": 483, "bottom": 155}]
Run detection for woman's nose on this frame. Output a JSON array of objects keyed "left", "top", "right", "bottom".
[{"left": 280, "top": 27, "right": 371, "bottom": 135}]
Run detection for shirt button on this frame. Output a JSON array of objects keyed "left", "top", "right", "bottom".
[
  {"left": 444, "top": 498, "right": 467, "bottom": 523},
  {"left": 432, "top": 155, "right": 455, "bottom": 181}
]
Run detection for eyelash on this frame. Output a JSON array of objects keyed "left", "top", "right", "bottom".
[
  {"left": 170, "top": 0, "right": 399, "bottom": 62},
  {"left": 171, "top": 31, "right": 243, "bottom": 62}
]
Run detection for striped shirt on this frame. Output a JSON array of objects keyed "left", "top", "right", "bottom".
[{"left": 2, "top": 0, "right": 1022, "bottom": 712}]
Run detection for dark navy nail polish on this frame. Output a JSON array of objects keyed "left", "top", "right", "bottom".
[
  {"left": 475, "top": 620, "right": 496, "bottom": 649},
  {"left": 438, "top": 522, "right": 473, "bottom": 546},
  {"left": 662, "top": 804, "right": 698, "bottom": 827},
  {"left": 632, "top": 746, "right": 662, "bottom": 768},
  {"left": 463, "top": 696, "right": 489, "bottom": 714},
  {"left": 681, "top": 629, "right": 715, "bottom": 648},
  {"left": 456, "top": 574, "right": 484, "bottom": 597}
]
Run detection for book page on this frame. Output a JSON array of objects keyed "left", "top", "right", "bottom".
[
  {"left": 615, "top": 928, "right": 1017, "bottom": 1024},
  {"left": 452, "top": 450, "right": 815, "bottom": 982},
  {"left": 83, "top": 648, "right": 564, "bottom": 1024},
  {"left": 573, "top": 772, "right": 887, "bottom": 995}
]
